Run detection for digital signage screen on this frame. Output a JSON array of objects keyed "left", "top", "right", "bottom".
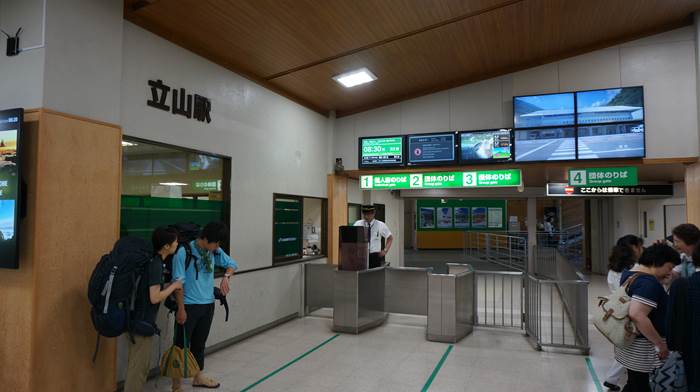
[
  {"left": 576, "top": 86, "right": 644, "bottom": 125},
  {"left": 0, "top": 108, "right": 22, "bottom": 269},
  {"left": 407, "top": 132, "right": 457, "bottom": 166},
  {"left": 577, "top": 122, "right": 645, "bottom": 159},
  {"left": 514, "top": 127, "right": 575, "bottom": 162},
  {"left": 513, "top": 92, "right": 575, "bottom": 128},
  {"left": 459, "top": 129, "right": 513, "bottom": 163},
  {"left": 359, "top": 136, "right": 405, "bottom": 168}
]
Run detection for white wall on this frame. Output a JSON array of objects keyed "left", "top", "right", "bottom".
[
  {"left": 638, "top": 183, "right": 687, "bottom": 244},
  {"left": 117, "top": 22, "right": 331, "bottom": 379},
  {"left": 613, "top": 197, "right": 640, "bottom": 240},
  {"left": 42, "top": 0, "right": 123, "bottom": 124},
  {"left": 334, "top": 27, "right": 699, "bottom": 170},
  {"left": 121, "top": 22, "right": 329, "bottom": 271},
  {"left": 0, "top": 0, "right": 45, "bottom": 109}
]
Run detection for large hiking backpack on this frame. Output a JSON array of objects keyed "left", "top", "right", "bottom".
[{"left": 88, "top": 236, "right": 152, "bottom": 360}]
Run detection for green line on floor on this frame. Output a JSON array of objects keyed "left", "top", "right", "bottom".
[
  {"left": 585, "top": 357, "right": 604, "bottom": 392},
  {"left": 421, "top": 344, "right": 454, "bottom": 392},
  {"left": 240, "top": 333, "right": 340, "bottom": 391}
]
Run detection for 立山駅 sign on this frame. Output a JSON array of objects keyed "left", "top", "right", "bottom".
[
  {"left": 568, "top": 167, "right": 637, "bottom": 187},
  {"left": 360, "top": 169, "right": 522, "bottom": 190}
]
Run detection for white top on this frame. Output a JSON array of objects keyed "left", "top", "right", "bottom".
[
  {"left": 673, "top": 253, "right": 692, "bottom": 273},
  {"left": 607, "top": 270, "right": 622, "bottom": 293},
  {"left": 354, "top": 219, "right": 392, "bottom": 253}
]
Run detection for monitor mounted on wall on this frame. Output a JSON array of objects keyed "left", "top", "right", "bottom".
[
  {"left": 407, "top": 131, "right": 458, "bottom": 166},
  {"left": 0, "top": 108, "right": 23, "bottom": 269},
  {"left": 459, "top": 129, "right": 513, "bottom": 164},
  {"left": 358, "top": 135, "right": 405, "bottom": 168}
]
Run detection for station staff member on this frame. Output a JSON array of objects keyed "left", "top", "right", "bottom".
[{"left": 354, "top": 205, "right": 393, "bottom": 268}]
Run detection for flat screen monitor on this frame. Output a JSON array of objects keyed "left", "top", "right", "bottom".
[
  {"left": 359, "top": 136, "right": 405, "bottom": 168},
  {"left": 576, "top": 86, "right": 644, "bottom": 125},
  {"left": 514, "top": 127, "right": 575, "bottom": 162},
  {"left": 459, "top": 129, "right": 513, "bottom": 163},
  {"left": 407, "top": 132, "right": 457, "bottom": 166},
  {"left": 0, "top": 108, "right": 22, "bottom": 269},
  {"left": 513, "top": 92, "right": 575, "bottom": 128},
  {"left": 577, "top": 122, "right": 645, "bottom": 159}
]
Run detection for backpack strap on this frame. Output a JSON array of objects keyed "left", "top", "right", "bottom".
[
  {"left": 183, "top": 242, "right": 199, "bottom": 280},
  {"left": 623, "top": 272, "right": 643, "bottom": 296},
  {"left": 92, "top": 334, "right": 101, "bottom": 363},
  {"left": 101, "top": 266, "right": 118, "bottom": 314}
]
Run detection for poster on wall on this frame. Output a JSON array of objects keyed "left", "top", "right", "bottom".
[
  {"left": 488, "top": 208, "right": 503, "bottom": 228},
  {"left": 419, "top": 207, "right": 436, "bottom": 229},
  {"left": 437, "top": 207, "right": 453, "bottom": 229},
  {"left": 454, "top": 207, "right": 470, "bottom": 229},
  {"left": 471, "top": 207, "right": 487, "bottom": 228}
]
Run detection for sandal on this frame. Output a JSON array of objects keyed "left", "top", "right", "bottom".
[{"left": 193, "top": 374, "right": 221, "bottom": 389}]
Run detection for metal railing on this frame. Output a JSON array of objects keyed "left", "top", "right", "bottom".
[
  {"left": 473, "top": 270, "right": 524, "bottom": 329},
  {"left": 527, "top": 245, "right": 590, "bottom": 354},
  {"left": 463, "top": 232, "right": 528, "bottom": 271},
  {"left": 525, "top": 274, "right": 589, "bottom": 354}
]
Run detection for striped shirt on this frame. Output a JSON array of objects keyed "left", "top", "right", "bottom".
[{"left": 614, "top": 270, "right": 668, "bottom": 373}]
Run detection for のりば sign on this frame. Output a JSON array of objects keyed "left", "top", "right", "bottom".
[
  {"left": 568, "top": 167, "right": 638, "bottom": 187},
  {"left": 360, "top": 169, "right": 522, "bottom": 190}
]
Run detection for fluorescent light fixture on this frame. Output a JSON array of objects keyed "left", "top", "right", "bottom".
[
  {"left": 333, "top": 67, "right": 377, "bottom": 88},
  {"left": 121, "top": 141, "right": 138, "bottom": 147},
  {"left": 159, "top": 182, "right": 188, "bottom": 186}
]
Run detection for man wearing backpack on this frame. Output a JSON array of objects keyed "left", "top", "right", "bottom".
[{"left": 172, "top": 222, "right": 237, "bottom": 391}]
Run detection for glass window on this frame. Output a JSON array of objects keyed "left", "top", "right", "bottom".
[
  {"left": 348, "top": 203, "right": 362, "bottom": 225},
  {"left": 121, "top": 137, "right": 230, "bottom": 251},
  {"left": 273, "top": 194, "right": 327, "bottom": 263}
]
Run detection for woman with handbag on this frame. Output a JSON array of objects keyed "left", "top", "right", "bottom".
[
  {"left": 667, "top": 245, "right": 700, "bottom": 391},
  {"left": 615, "top": 243, "right": 681, "bottom": 392},
  {"left": 123, "top": 227, "right": 183, "bottom": 392},
  {"left": 604, "top": 235, "right": 644, "bottom": 391}
]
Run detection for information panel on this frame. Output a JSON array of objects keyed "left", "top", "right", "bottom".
[
  {"left": 360, "top": 136, "right": 404, "bottom": 167},
  {"left": 360, "top": 169, "right": 522, "bottom": 190},
  {"left": 0, "top": 108, "right": 22, "bottom": 269},
  {"left": 407, "top": 133, "right": 456, "bottom": 165}
]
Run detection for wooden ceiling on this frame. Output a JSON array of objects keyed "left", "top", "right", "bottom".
[{"left": 125, "top": 0, "right": 700, "bottom": 117}]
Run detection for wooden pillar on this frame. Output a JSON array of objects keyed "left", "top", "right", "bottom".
[
  {"left": 327, "top": 174, "right": 348, "bottom": 265},
  {"left": 686, "top": 162, "right": 700, "bottom": 225},
  {"left": 0, "top": 109, "right": 121, "bottom": 391}
]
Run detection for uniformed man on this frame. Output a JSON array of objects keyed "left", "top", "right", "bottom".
[{"left": 353, "top": 205, "right": 393, "bottom": 269}]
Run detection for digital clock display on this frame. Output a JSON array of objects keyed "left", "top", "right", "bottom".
[{"left": 359, "top": 136, "right": 404, "bottom": 167}]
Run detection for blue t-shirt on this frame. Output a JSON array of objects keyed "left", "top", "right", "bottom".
[
  {"left": 172, "top": 240, "right": 238, "bottom": 305},
  {"left": 620, "top": 270, "right": 668, "bottom": 337}
]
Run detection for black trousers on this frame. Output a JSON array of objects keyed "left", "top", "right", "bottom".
[
  {"left": 369, "top": 253, "right": 385, "bottom": 269},
  {"left": 622, "top": 369, "right": 651, "bottom": 392},
  {"left": 175, "top": 303, "right": 215, "bottom": 371}
]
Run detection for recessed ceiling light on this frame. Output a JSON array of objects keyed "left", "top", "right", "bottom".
[
  {"left": 333, "top": 67, "right": 377, "bottom": 88},
  {"left": 122, "top": 141, "right": 138, "bottom": 147},
  {"left": 159, "top": 182, "right": 188, "bottom": 186}
]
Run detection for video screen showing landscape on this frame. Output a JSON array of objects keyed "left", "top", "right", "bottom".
[
  {"left": 460, "top": 129, "right": 512, "bottom": 162},
  {"left": 577, "top": 122, "right": 645, "bottom": 159},
  {"left": 514, "top": 92, "right": 575, "bottom": 128},
  {"left": 514, "top": 127, "right": 575, "bottom": 162},
  {"left": 576, "top": 87, "right": 644, "bottom": 125}
]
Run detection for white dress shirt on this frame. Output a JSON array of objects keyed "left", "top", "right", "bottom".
[{"left": 354, "top": 219, "right": 392, "bottom": 253}]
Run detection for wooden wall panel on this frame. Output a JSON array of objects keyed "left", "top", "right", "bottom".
[
  {"left": 686, "top": 162, "right": 700, "bottom": 225},
  {"left": 327, "top": 174, "right": 348, "bottom": 264},
  {"left": 30, "top": 111, "right": 121, "bottom": 391},
  {"left": 0, "top": 112, "right": 39, "bottom": 391}
]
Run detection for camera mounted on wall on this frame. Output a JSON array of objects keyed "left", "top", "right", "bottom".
[
  {"left": 2, "top": 27, "right": 22, "bottom": 56},
  {"left": 334, "top": 158, "right": 344, "bottom": 173}
]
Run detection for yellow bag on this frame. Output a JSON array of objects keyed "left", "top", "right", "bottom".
[{"left": 160, "top": 323, "right": 200, "bottom": 379}]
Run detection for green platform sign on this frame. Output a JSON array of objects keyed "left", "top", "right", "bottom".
[
  {"left": 360, "top": 169, "right": 522, "bottom": 190},
  {"left": 568, "top": 167, "right": 638, "bottom": 187}
]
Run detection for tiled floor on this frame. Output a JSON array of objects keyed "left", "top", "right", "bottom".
[{"left": 144, "top": 274, "right": 615, "bottom": 392}]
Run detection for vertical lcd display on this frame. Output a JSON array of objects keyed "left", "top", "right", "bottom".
[{"left": 0, "top": 108, "right": 22, "bottom": 269}]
